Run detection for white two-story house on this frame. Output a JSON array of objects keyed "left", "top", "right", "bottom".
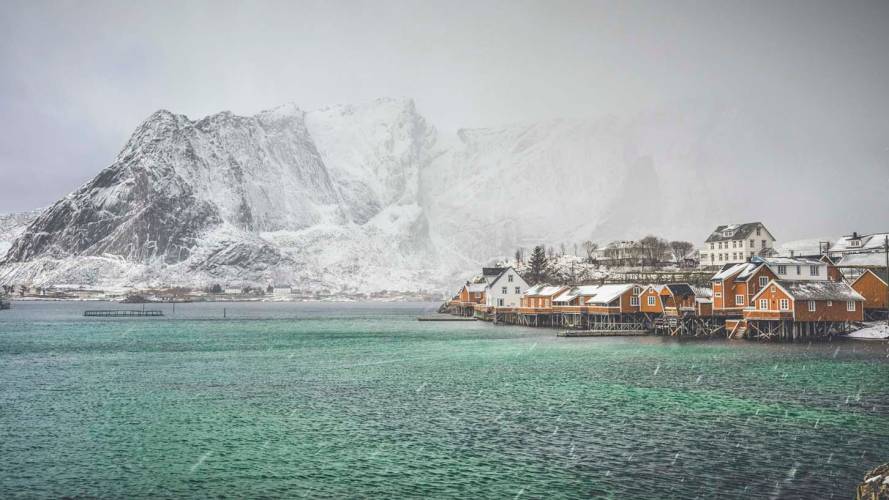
[
  {"left": 700, "top": 222, "right": 776, "bottom": 268},
  {"left": 484, "top": 267, "right": 529, "bottom": 308}
]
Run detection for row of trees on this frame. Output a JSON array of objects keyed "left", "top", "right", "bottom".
[{"left": 515, "top": 236, "right": 695, "bottom": 271}]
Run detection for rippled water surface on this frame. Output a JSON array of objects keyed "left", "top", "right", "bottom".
[{"left": 1, "top": 301, "right": 888, "bottom": 498}]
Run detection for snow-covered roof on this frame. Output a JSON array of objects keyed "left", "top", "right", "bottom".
[
  {"left": 467, "top": 283, "right": 487, "bottom": 293},
  {"left": 758, "top": 256, "right": 824, "bottom": 267},
  {"left": 837, "top": 253, "right": 887, "bottom": 268},
  {"left": 832, "top": 232, "right": 889, "bottom": 253},
  {"left": 776, "top": 238, "right": 831, "bottom": 257},
  {"left": 711, "top": 262, "right": 755, "bottom": 281},
  {"left": 705, "top": 222, "right": 770, "bottom": 243},
  {"left": 691, "top": 286, "right": 713, "bottom": 298},
  {"left": 524, "top": 284, "right": 565, "bottom": 297},
  {"left": 777, "top": 281, "right": 864, "bottom": 301},
  {"left": 586, "top": 284, "right": 634, "bottom": 305},
  {"left": 553, "top": 285, "right": 601, "bottom": 303}
]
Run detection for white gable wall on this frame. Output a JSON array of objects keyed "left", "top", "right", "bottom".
[{"left": 485, "top": 268, "right": 530, "bottom": 307}]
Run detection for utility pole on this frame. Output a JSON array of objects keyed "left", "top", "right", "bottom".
[{"left": 885, "top": 235, "right": 888, "bottom": 327}]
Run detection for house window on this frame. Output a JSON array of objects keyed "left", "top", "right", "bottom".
[
  {"left": 827, "top": 300, "right": 832, "bottom": 307},
  {"left": 756, "top": 227, "right": 761, "bottom": 236},
  {"left": 851, "top": 239, "right": 861, "bottom": 248},
  {"left": 735, "top": 295, "right": 744, "bottom": 306},
  {"left": 498, "top": 298, "right": 504, "bottom": 306},
  {"left": 759, "top": 276, "right": 768, "bottom": 288},
  {"left": 779, "top": 299, "right": 789, "bottom": 310},
  {"left": 715, "top": 292, "right": 722, "bottom": 298},
  {"left": 759, "top": 299, "right": 769, "bottom": 310},
  {"left": 630, "top": 296, "right": 640, "bottom": 306},
  {"left": 796, "top": 266, "right": 801, "bottom": 275},
  {"left": 710, "top": 254, "right": 715, "bottom": 262},
  {"left": 750, "top": 239, "right": 754, "bottom": 248},
  {"left": 847, "top": 301, "right": 856, "bottom": 311},
  {"left": 710, "top": 243, "right": 714, "bottom": 250},
  {"left": 633, "top": 286, "right": 641, "bottom": 295},
  {"left": 501, "top": 287, "right": 507, "bottom": 294},
  {"left": 732, "top": 241, "right": 737, "bottom": 248},
  {"left": 777, "top": 265, "right": 786, "bottom": 275},
  {"left": 647, "top": 295, "right": 656, "bottom": 306},
  {"left": 514, "top": 287, "right": 520, "bottom": 294},
  {"left": 808, "top": 301, "right": 816, "bottom": 312},
  {"left": 761, "top": 240, "right": 766, "bottom": 248},
  {"left": 810, "top": 266, "right": 819, "bottom": 276},
  {"left": 508, "top": 274, "right": 514, "bottom": 283}
]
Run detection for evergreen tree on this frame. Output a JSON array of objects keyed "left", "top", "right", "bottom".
[{"left": 528, "top": 245, "right": 549, "bottom": 284}]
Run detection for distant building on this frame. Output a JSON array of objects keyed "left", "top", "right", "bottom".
[
  {"left": 272, "top": 285, "right": 292, "bottom": 296},
  {"left": 829, "top": 231, "right": 889, "bottom": 258},
  {"left": 700, "top": 222, "right": 776, "bottom": 268},
  {"left": 850, "top": 269, "right": 888, "bottom": 312}
]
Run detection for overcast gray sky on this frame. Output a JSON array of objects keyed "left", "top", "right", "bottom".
[{"left": 1, "top": 0, "right": 887, "bottom": 239}]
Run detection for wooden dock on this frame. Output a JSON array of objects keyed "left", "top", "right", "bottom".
[
  {"left": 558, "top": 330, "right": 649, "bottom": 337},
  {"left": 417, "top": 314, "right": 476, "bottom": 322},
  {"left": 84, "top": 310, "right": 164, "bottom": 317}
]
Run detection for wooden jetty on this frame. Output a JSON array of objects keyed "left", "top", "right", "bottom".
[
  {"left": 83, "top": 310, "right": 164, "bottom": 317},
  {"left": 417, "top": 314, "right": 476, "bottom": 322},
  {"left": 558, "top": 330, "right": 648, "bottom": 337}
]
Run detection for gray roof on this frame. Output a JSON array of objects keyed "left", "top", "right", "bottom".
[
  {"left": 666, "top": 283, "right": 695, "bottom": 297},
  {"left": 778, "top": 281, "right": 864, "bottom": 301},
  {"left": 705, "top": 222, "right": 767, "bottom": 243}
]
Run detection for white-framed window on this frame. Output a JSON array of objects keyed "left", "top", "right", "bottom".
[
  {"left": 808, "top": 301, "right": 816, "bottom": 312},
  {"left": 715, "top": 292, "right": 722, "bottom": 298},
  {"left": 633, "top": 286, "right": 641, "bottom": 295},
  {"left": 514, "top": 287, "right": 520, "bottom": 294},
  {"left": 796, "top": 266, "right": 801, "bottom": 275},
  {"left": 761, "top": 240, "right": 767, "bottom": 248},
  {"left": 508, "top": 274, "right": 514, "bottom": 283},
  {"left": 847, "top": 301, "right": 856, "bottom": 311},
  {"left": 497, "top": 298, "right": 504, "bottom": 306},
  {"left": 756, "top": 227, "right": 761, "bottom": 236},
  {"left": 750, "top": 239, "right": 754, "bottom": 247},
  {"left": 827, "top": 300, "right": 833, "bottom": 307},
  {"left": 777, "top": 265, "right": 787, "bottom": 275},
  {"left": 851, "top": 239, "right": 861, "bottom": 248},
  {"left": 501, "top": 287, "right": 507, "bottom": 294},
  {"left": 710, "top": 243, "right": 714, "bottom": 250},
  {"left": 630, "top": 296, "right": 640, "bottom": 307},
  {"left": 735, "top": 294, "right": 744, "bottom": 306},
  {"left": 779, "top": 299, "right": 789, "bottom": 310},
  {"left": 759, "top": 276, "right": 768, "bottom": 288},
  {"left": 810, "top": 266, "right": 819, "bottom": 276},
  {"left": 759, "top": 299, "right": 769, "bottom": 310},
  {"left": 647, "top": 295, "right": 656, "bottom": 306}
]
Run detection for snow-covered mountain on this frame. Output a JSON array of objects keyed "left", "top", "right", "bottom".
[
  {"left": 0, "top": 210, "right": 42, "bottom": 258},
  {"left": 0, "top": 98, "right": 732, "bottom": 292}
]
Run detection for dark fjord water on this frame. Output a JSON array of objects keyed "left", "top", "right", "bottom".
[{"left": 1, "top": 301, "right": 887, "bottom": 499}]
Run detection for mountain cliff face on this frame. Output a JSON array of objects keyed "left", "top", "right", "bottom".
[{"left": 0, "top": 99, "right": 726, "bottom": 292}]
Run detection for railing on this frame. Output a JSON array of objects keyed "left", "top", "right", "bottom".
[{"left": 743, "top": 310, "right": 793, "bottom": 320}]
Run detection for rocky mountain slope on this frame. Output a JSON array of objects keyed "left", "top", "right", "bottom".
[{"left": 0, "top": 98, "right": 734, "bottom": 292}]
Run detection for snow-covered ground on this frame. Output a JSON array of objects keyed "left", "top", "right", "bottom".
[{"left": 847, "top": 322, "right": 889, "bottom": 340}]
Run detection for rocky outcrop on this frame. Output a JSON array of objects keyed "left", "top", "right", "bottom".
[{"left": 858, "top": 463, "right": 889, "bottom": 500}]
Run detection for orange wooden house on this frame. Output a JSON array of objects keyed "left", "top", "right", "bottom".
[
  {"left": 850, "top": 269, "right": 888, "bottom": 311},
  {"left": 638, "top": 284, "right": 699, "bottom": 316},
  {"left": 744, "top": 280, "right": 864, "bottom": 323},
  {"left": 584, "top": 284, "right": 643, "bottom": 315},
  {"left": 710, "top": 262, "right": 778, "bottom": 315},
  {"left": 520, "top": 285, "right": 569, "bottom": 311}
]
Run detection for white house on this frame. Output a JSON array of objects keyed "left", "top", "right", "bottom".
[
  {"left": 700, "top": 222, "right": 776, "bottom": 268},
  {"left": 272, "top": 285, "right": 292, "bottom": 296},
  {"left": 484, "top": 267, "right": 529, "bottom": 307},
  {"left": 756, "top": 256, "right": 830, "bottom": 282}
]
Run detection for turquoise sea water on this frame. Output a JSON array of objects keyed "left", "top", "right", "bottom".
[{"left": 1, "top": 301, "right": 887, "bottom": 498}]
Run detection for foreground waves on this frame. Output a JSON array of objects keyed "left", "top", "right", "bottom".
[{"left": 1, "top": 301, "right": 888, "bottom": 498}]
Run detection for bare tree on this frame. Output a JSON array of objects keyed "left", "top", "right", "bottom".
[
  {"left": 639, "top": 235, "right": 670, "bottom": 267},
  {"left": 582, "top": 240, "right": 599, "bottom": 263},
  {"left": 669, "top": 240, "right": 695, "bottom": 264}
]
